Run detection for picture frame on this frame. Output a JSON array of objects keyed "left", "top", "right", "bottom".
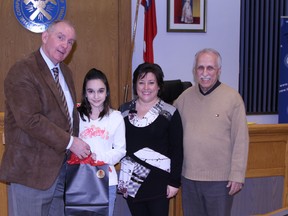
[{"left": 167, "top": 0, "right": 206, "bottom": 32}]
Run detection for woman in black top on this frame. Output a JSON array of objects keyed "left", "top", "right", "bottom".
[{"left": 118, "top": 63, "right": 183, "bottom": 216}]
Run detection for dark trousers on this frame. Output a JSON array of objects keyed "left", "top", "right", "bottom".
[
  {"left": 127, "top": 196, "right": 169, "bottom": 216},
  {"left": 8, "top": 163, "right": 66, "bottom": 216},
  {"left": 181, "top": 176, "right": 233, "bottom": 216}
]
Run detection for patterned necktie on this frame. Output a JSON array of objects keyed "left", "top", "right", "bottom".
[{"left": 52, "top": 67, "right": 73, "bottom": 134}]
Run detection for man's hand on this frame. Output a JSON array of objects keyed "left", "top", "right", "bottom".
[
  {"left": 69, "top": 137, "right": 91, "bottom": 159},
  {"left": 227, "top": 181, "right": 243, "bottom": 195}
]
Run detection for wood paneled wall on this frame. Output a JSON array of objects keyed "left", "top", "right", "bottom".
[
  {"left": 169, "top": 123, "right": 288, "bottom": 216},
  {"left": 0, "top": 1, "right": 132, "bottom": 110},
  {"left": 0, "top": 113, "right": 6, "bottom": 216},
  {"left": 0, "top": 2, "right": 131, "bottom": 214},
  {"left": 2, "top": 117, "right": 288, "bottom": 215}
]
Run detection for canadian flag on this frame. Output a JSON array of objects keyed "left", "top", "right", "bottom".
[{"left": 141, "top": 0, "right": 157, "bottom": 63}]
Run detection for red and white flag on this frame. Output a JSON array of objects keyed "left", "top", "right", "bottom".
[{"left": 141, "top": 0, "right": 157, "bottom": 63}]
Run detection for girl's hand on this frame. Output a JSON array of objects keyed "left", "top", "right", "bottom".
[{"left": 91, "top": 152, "right": 97, "bottom": 161}]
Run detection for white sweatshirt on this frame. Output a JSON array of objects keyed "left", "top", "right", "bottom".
[{"left": 79, "top": 109, "right": 126, "bottom": 185}]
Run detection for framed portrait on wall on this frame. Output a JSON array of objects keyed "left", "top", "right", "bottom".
[{"left": 167, "top": 0, "right": 206, "bottom": 32}]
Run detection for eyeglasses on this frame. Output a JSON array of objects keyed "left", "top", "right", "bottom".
[{"left": 196, "top": 65, "right": 218, "bottom": 73}]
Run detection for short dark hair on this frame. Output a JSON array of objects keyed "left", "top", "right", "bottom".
[{"left": 132, "top": 62, "right": 164, "bottom": 97}]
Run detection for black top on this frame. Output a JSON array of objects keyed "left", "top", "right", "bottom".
[{"left": 119, "top": 99, "right": 183, "bottom": 202}]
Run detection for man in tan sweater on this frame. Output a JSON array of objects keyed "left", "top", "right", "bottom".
[{"left": 174, "top": 48, "right": 249, "bottom": 216}]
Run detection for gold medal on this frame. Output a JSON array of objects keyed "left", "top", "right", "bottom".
[{"left": 96, "top": 169, "right": 105, "bottom": 178}]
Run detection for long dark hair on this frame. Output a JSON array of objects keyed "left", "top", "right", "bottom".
[{"left": 77, "top": 68, "right": 111, "bottom": 121}]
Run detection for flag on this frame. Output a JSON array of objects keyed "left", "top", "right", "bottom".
[{"left": 141, "top": 0, "right": 157, "bottom": 63}]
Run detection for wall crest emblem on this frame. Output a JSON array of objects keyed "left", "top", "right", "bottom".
[{"left": 14, "top": 0, "right": 66, "bottom": 33}]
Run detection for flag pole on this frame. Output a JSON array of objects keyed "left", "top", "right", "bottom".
[{"left": 124, "top": 0, "right": 141, "bottom": 103}]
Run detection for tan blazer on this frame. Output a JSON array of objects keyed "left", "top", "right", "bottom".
[{"left": 0, "top": 50, "right": 79, "bottom": 190}]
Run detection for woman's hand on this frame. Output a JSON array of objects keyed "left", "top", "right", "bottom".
[{"left": 166, "top": 185, "right": 179, "bottom": 198}]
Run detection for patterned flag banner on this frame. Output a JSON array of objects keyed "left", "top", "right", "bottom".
[
  {"left": 141, "top": 0, "right": 157, "bottom": 63},
  {"left": 279, "top": 17, "right": 288, "bottom": 123}
]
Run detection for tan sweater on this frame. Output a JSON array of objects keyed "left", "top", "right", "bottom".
[{"left": 174, "top": 83, "right": 249, "bottom": 183}]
